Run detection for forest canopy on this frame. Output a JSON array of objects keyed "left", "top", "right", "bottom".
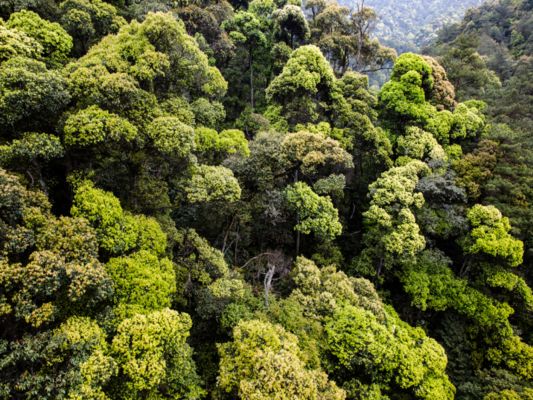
[{"left": 0, "top": 0, "right": 531, "bottom": 399}]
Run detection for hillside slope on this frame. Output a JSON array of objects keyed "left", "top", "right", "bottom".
[{"left": 340, "top": 0, "right": 484, "bottom": 52}]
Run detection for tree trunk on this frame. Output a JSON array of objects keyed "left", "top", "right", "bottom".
[
  {"left": 264, "top": 263, "right": 276, "bottom": 308},
  {"left": 249, "top": 49, "right": 254, "bottom": 109}
]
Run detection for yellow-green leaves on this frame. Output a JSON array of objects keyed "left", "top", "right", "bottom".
[
  {"left": 106, "top": 250, "right": 176, "bottom": 319},
  {"left": 0, "top": 249, "right": 112, "bottom": 327},
  {"left": 266, "top": 45, "right": 340, "bottom": 126},
  {"left": 281, "top": 130, "right": 353, "bottom": 176},
  {"left": 217, "top": 319, "right": 346, "bottom": 400},
  {"left": 0, "top": 132, "right": 64, "bottom": 165},
  {"left": 326, "top": 304, "right": 455, "bottom": 400},
  {"left": 146, "top": 116, "right": 195, "bottom": 157},
  {"left": 71, "top": 181, "right": 167, "bottom": 256},
  {"left": 361, "top": 161, "right": 429, "bottom": 272},
  {"left": 285, "top": 182, "right": 342, "bottom": 240},
  {"left": 111, "top": 309, "right": 204, "bottom": 399},
  {"left": 185, "top": 164, "right": 241, "bottom": 203},
  {"left": 0, "top": 57, "right": 70, "bottom": 129},
  {"left": 464, "top": 204, "right": 524, "bottom": 267},
  {"left": 63, "top": 105, "right": 138, "bottom": 147},
  {"left": 7, "top": 10, "right": 72, "bottom": 68}
]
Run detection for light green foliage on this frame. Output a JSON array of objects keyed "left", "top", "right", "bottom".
[
  {"left": 66, "top": 12, "right": 226, "bottom": 99},
  {"left": 195, "top": 128, "right": 250, "bottom": 159},
  {"left": 134, "top": 214, "right": 167, "bottom": 256},
  {"left": 217, "top": 319, "right": 346, "bottom": 400},
  {"left": 0, "top": 22, "right": 42, "bottom": 62},
  {"left": 194, "top": 127, "right": 219, "bottom": 153},
  {"left": 223, "top": 11, "right": 267, "bottom": 49},
  {"left": 106, "top": 250, "right": 175, "bottom": 319},
  {"left": 71, "top": 181, "right": 168, "bottom": 256},
  {"left": 52, "top": 317, "right": 117, "bottom": 399},
  {"left": 285, "top": 182, "right": 342, "bottom": 240},
  {"left": 326, "top": 304, "right": 455, "bottom": 400},
  {"left": 359, "top": 160, "right": 429, "bottom": 275},
  {"left": 290, "top": 256, "right": 385, "bottom": 320},
  {"left": 380, "top": 53, "right": 484, "bottom": 146},
  {"left": 266, "top": 45, "right": 341, "bottom": 125},
  {"left": 485, "top": 268, "right": 533, "bottom": 311},
  {"left": 379, "top": 54, "right": 436, "bottom": 126},
  {"left": 0, "top": 56, "right": 70, "bottom": 129},
  {"left": 288, "top": 257, "right": 454, "bottom": 399},
  {"left": 281, "top": 130, "right": 353, "bottom": 176},
  {"left": 71, "top": 181, "right": 138, "bottom": 255},
  {"left": 0, "top": 175, "right": 112, "bottom": 328},
  {"left": 6, "top": 10, "right": 72, "bottom": 67},
  {"left": 111, "top": 309, "right": 204, "bottom": 399},
  {"left": 400, "top": 250, "right": 532, "bottom": 378},
  {"left": 146, "top": 116, "right": 195, "bottom": 157},
  {"left": 219, "top": 129, "right": 250, "bottom": 156},
  {"left": 0, "top": 132, "right": 64, "bottom": 165},
  {"left": 450, "top": 100, "right": 487, "bottom": 140},
  {"left": 396, "top": 127, "right": 447, "bottom": 163},
  {"left": 184, "top": 164, "right": 241, "bottom": 203},
  {"left": 464, "top": 204, "right": 524, "bottom": 267},
  {"left": 391, "top": 52, "right": 434, "bottom": 95},
  {"left": 63, "top": 105, "right": 138, "bottom": 147},
  {"left": 400, "top": 250, "right": 513, "bottom": 321}
]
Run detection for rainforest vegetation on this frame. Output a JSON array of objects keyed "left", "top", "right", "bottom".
[{"left": 0, "top": 0, "right": 531, "bottom": 399}]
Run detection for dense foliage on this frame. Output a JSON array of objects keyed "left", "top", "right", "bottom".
[{"left": 0, "top": 0, "right": 531, "bottom": 399}]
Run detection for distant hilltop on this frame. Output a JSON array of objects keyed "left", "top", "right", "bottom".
[{"left": 339, "top": 0, "right": 485, "bottom": 53}]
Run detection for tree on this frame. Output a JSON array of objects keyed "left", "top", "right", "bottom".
[
  {"left": 0, "top": 56, "right": 70, "bottom": 133},
  {"left": 106, "top": 250, "right": 176, "bottom": 320},
  {"left": 71, "top": 181, "right": 168, "bottom": 256},
  {"left": 266, "top": 45, "right": 341, "bottom": 126},
  {"left": 217, "top": 319, "right": 345, "bottom": 400},
  {"left": 111, "top": 309, "right": 204, "bottom": 399},
  {"left": 59, "top": 0, "right": 126, "bottom": 56},
  {"left": 326, "top": 304, "right": 455, "bottom": 400},
  {"left": 0, "top": 316, "right": 116, "bottom": 399},
  {"left": 285, "top": 182, "right": 342, "bottom": 247},
  {"left": 6, "top": 10, "right": 72, "bottom": 67},
  {"left": 63, "top": 105, "right": 138, "bottom": 147},
  {"left": 310, "top": 1, "right": 395, "bottom": 75},
  {"left": 223, "top": 11, "right": 268, "bottom": 108},
  {"left": 146, "top": 116, "right": 195, "bottom": 158},
  {"left": 273, "top": 5, "right": 310, "bottom": 49},
  {"left": 184, "top": 165, "right": 242, "bottom": 203},
  {"left": 462, "top": 204, "right": 524, "bottom": 268},
  {"left": 356, "top": 160, "right": 429, "bottom": 278},
  {"left": 281, "top": 130, "right": 353, "bottom": 179}
]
